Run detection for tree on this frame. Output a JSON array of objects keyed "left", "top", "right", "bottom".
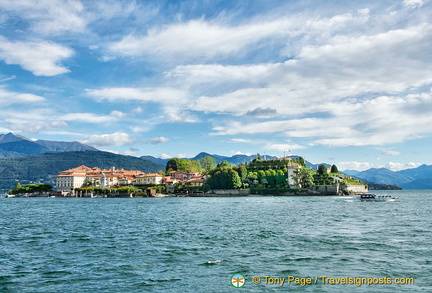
[
  {"left": 200, "top": 156, "right": 216, "bottom": 173},
  {"left": 317, "top": 164, "right": 328, "bottom": 175},
  {"left": 293, "top": 168, "right": 314, "bottom": 188},
  {"left": 330, "top": 164, "right": 339, "bottom": 174},
  {"left": 234, "top": 164, "right": 248, "bottom": 182},
  {"left": 217, "top": 161, "right": 235, "bottom": 169},
  {"left": 207, "top": 166, "right": 242, "bottom": 189},
  {"left": 166, "top": 158, "right": 202, "bottom": 173},
  {"left": 297, "top": 157, "right": 306, "bottom": 167}
]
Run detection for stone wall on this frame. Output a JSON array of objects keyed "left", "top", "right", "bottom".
[
  {"left": 342, "top": 184, "right": 368, "bottom": 195},
  {"left": 208, "top": 189, "right": 250, "bottom": 195}
]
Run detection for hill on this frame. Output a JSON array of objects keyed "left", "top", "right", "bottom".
[
  {"left": 0, "top": 151, "right": 164, "bottom": 191},
  {"left": 0, "top": 133, "right": 98, "bottom": 158}
]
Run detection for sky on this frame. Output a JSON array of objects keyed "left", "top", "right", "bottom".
[{"left": 0, "top": 0, "right": 432, "bottom": 171}]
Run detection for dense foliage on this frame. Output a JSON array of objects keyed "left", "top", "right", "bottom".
[
  {"left": 10, "top": 183, "right": 52, "bottom": 194},
  {"left": 166, "top": 158, "right": 202, "bottom": 173},
  {"left": 206, "top": 161, "right": 242, "bottom": 189}
]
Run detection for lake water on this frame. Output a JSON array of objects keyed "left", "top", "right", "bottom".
[{"left": 1, "top": 190, "right": 431, "bottom": 292}]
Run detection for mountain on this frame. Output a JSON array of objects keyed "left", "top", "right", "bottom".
[
  {"left": 355, "top": 168, "right": 413, "bottom": 186},
  {"left": 351, "top": 165, "right": 432, "bottom": 189},
  {"left": 0, "top": 132, "right": 29, "bottom": 144},
  {"left": 401, "top": 179, "right": 432, "bottom": 189},
  {"left": 398, "top": 164, "right": 432, "bottom": 180},
  {"left": 0, "top": 133, "right": 98, "bottom": 158},
  {"left": 0, "top": 151, "right": 164, "bottom": 191},
  {"left": 343, "top": 169, "right": 361, "bottom": 176},
  {"left": 140, "top": 152, "right": 280, "bottom": 167},
  {"left": 140, "top": 155, "right": 170, "bottom": 166}
]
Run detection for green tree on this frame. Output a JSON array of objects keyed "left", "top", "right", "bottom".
[
  {"left": 200, "top": 156, "right": 216, "bottom": 173},
  {"left": 166, "top": 158, "right": 188, "bottom": 172},
  {"left": 330, "top": 164, "right": 339, "bottom": 173},
  {"left": 166, "top": 158, "right": 202, "bottom": 173},
  {"left": 217, "top": 160, "right": 234, "bottom": 169},
  {"left": 317, "top": 164, "right": 328, "bottom": 175},
  {"left": 293, "top": 168, "right": 315, "bottom": 188},
  {"left": 297, "top": 157, "right": 306, "bottom": 167},
  {"left": 207, "top": 166, "right": 242, "bottom": 189},
  {"left": 235, "top": 164, "right": 248, "bottom": 182}
]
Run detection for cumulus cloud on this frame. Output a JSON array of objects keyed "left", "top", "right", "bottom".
[
  {"left": 0, "top": 37, "right": 73, "bottom": 76},
  {"left": 80, "top": 132, "right": 134, "bottom": 146},
  {"left": 210, "top": 89, "right": 432, "bottom": 147},
  {"left": 149, "top": 136, "right": 169, "bottom": 145}
]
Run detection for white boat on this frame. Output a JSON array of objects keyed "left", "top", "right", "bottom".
[{"left": 360, "top": 193, "right": 399, "bottom": 202}]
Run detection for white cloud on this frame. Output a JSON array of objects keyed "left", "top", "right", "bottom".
[
  {"left": 110, "top": 19, "right": 285, "bottom": 58},
  {"left": 0, "top": 37, "right": 73, "bottom": 76},
  {"left": 0, "top": 0, "right": 86, "bottom": 35},
  {"left": 109, "top": 10, "right": 370, "bottom": 61},
  {"left": 381, "top": 150, "right": 401, "bottom": 156},
  {"left": 8, "top": 120, "right": 67, "bottom": 134},
  {"left": 110, "top": 110, "right": 126, "bottom": 118},
  {"left": 85, "top": 87, "right": 198, "bottom": 123},
  {"left": 208, "top": 89, "right": 432, "bottom": 147},
  {"left": 0, "top": 86, "right": 45, "bottom": 105},
  {"left": 62, "top": 113, "right": 115, "bottom": 124},
  {"left": 150, "top": 136, "right": 169, "bottom": 145},
  {"left": 230, "top": 150, "right": 252, "bottom": 156},
  {"left": 403, "top": 0, "right": 425, "bottom": 8},
  {"left": 0, "top": 75, "right": 16, "bottom": 82},
  {"left": 385, "top": 162, "right": 422, "bottom": 171},
  {"left": 339, "top": 161, "right": 422, "bottom": 172},
  {"left": 339, "top": 161, "right": 380, "bottom": 172},
  {"left": 265, "top": 143, "right": 305, "bottom": 152},
  {"left": 80, "top": 132, "right": 134, "bottom": 147},
  {"left": 159, "top": 153, "right": 190, "bottom": 159},
  {"left": 230, "top": 138, "right": 252, "bottom": 143},
  {"left": 85, "top": 87, "right": 186, "bottom": 103},
  {"left": 132, "top": 106, "right": 144, "bottom": 114}
]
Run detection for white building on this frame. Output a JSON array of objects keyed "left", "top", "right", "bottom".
[
  {"left": 56, "top": 165, "right": 144, "bottom": 195},
  {"left": 136, "top": 173, "right": 164, "bottom": 185},
  {"left": 56, "top": 165, "right": 93, "bottom": 194}
]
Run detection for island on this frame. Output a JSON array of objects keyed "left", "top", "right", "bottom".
[{"left": 7, "top": 154, "right": 368, "bottom": 197}]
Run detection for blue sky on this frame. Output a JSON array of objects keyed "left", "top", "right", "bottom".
[{"left": 1, "top": 0, "right": 432, "bottom": 171}]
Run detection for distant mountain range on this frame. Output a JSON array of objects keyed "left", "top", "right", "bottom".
[
  {"left": 344, "top": 165, "right": 432, "bottom": 189},
  {"left": 0, "top": 132, "right": 98, "bottom": 158}
]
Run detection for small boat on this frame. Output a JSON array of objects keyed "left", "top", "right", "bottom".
[{"left": 360, "top": 193, "right": 399, "bottom": 202}]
